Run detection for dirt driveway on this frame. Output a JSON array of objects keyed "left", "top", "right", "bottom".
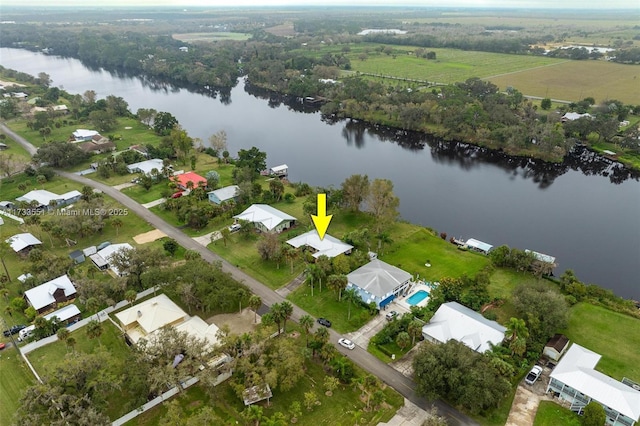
[
  {"left": 133, "top": 229, "right": 167, "bottom": 244},
  {"left": 208, "top": 308, "right": 258, "bottom": 335},
  {"left": 505, "top": 365, "right": 553, "bottom": 426}
]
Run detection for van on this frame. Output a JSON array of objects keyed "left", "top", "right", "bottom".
[{"left": 18, "top": 325, "right": 36, "bottom": 342}]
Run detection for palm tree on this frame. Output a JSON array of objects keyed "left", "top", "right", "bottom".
[
  {"left": 0, "top": 241, "right": 11, "bottom": 282},
  {"left": 57, "top": 328, "right": 70, "bottom": 349},
  {"left": 85, "top": 297, "right": 101, "bottom": 320},
  {"left": 219, "top": 227, "right": 231, "bottom": 247},
  {"left": 408, "top": 319, "right": 423, "bottom": 346},
  {"left": 299, "top": 314, "right": 314, "bottom": 347},
  {"left": 248, "top": 295, "right": 262, "bottom": 323},
  {"left": 125, "top": 289, "right": 137, "bottom": 306},
  {"left": 505, "top": 317, "right": 529, "bottom": 357},
  {"left": 315, "top": 255, "right": 332, "bottom": 293},
  {"left": 281, "top": 244, "right": 298, "bottom": 274},
  {"left": 111, "top": 217, "right": 123, "bottom": 237},
  {"left": 66, "top": 336, "right": 76, "bottom": 352},
  {"left": 304, "top": 263, "right": 319, "bottom": 297},
  {"left": 0, "top": 288, "right": 9, "bottom": 301},
  {"left": 277, "top": 301, "right": 293, "bottom": 334},
  {"left": 343, "top": 287, "right": 361, "bottom": 321},
  {"left": 86, "top": 319, "right": 103, "bottom": 346},
  {"left": 241, "top": 404, "right": 264, "bottom": 426}
]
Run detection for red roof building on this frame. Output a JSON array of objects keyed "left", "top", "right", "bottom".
[{"left": 173, "top": 171, "right": 207, "bottom": 190}]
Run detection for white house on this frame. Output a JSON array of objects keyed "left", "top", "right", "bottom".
[
  {"left": 126, "top": 158, "right": 165, "bottom": 176},
  {"left": 346, "top": 259, "right": 412, "bottom": 309},
  {"left": 6, "top": 233, "right": 42, "bottom": 254},
  {"left": 233, "top": 204, "right": 296, "bottom": 233},
  {"left": 115, "top": 294, "right": 189, "bottom": 344},
  {"left": 89, "top": 243, "right": 133, "bottom": 276},
  {"left": 208, "top": 185, "right": 239, "bottom": 205},
  {"left": 546, "top": 343, "right": 640, "bottom": 426},
  {"left": 421, "top": 301, "right": 506, "bottom": 353},
  {"left": 24, "top": 274, "right": 77, "bottom": 314},
  {"left": 286, "top": 230, "right": 353, "bottom": 259},
  {"left": 561, "top": 112, "right": 593, "bottom": 122},
  {"left": 16, "top": 189, "right": 82, "bottom": 209},
  {"left": 465, "top": 238, "right": 493, "bottom": 254},
  {"left": 43, "top": 303, "right": 82, "bottom": 325},
  {"left": 174, "top": 316, "right": 220, "bottom": 350},
  {"left": 72, "top": 129, "right": 100, "bottom": 142}
]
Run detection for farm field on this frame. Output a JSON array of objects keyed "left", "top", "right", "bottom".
[
  {"left": 487, "top": 60, "right": 640, "bottom": 104},
  {"left": 172, "top": 32, "right": 252, "bottom": 42}
]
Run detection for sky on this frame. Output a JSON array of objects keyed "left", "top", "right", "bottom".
[{"left": 1, "top": 0, "right": 638, "bottom": 8}]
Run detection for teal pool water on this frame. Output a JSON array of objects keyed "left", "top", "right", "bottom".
[{"left": 407, "top": 290, "right": 429, "bottom": 306}]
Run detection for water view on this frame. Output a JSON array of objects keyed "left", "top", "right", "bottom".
[{"left": 1, "top": 47, "right": 639, "bottom": 299}]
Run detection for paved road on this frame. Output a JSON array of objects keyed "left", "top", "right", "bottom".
[{"left": 2, "top": 122, "right": 478, "bottom": 426}]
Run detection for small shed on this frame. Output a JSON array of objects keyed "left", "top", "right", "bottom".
[
  {"left": 242, "top": 383, "right": 272, "bottom": 406},
  {"left": 83, "top": 246, "right": 97, "bottom": 256},
  {"left": 69, "top": 250, "right": 85, "bottom": 264},
  {"left": 544, "top": 334, "right": 570, "bottom": 361}
]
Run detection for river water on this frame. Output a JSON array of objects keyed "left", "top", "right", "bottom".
[{"left": 1, "top": 47, "right": 639, "bottom": 299}]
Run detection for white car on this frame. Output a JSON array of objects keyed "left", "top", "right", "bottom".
[
  {"left": 228, "top": 223, "right": 241, "bottom": 233},
  {"left": 338, "top": 338, "right": 355, "bottom": 350},
  {"left": 525, "top": 365, "right": 543, "bottom": 385}
]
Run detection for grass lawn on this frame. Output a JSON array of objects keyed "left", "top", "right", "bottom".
[
  {"left": 172, "top": 32, "right": 252, "bottom": 42},
  {"left": 128, "top": 355, "right": 403, "bottom": 426},
  {"left": 563, "top": 303, "right": 640, "bottom": 382},
  {"left": 381, "top": 228, "right": 490, "bottom": 282},
  {"left": 287, "top": 284, "right": 375, "bottom": 333},
  {"left": 27, "top": 320, "right": 138, "bottom": 420},
  {"left": 121, "top": 182, "right": 168, "bottom": 204},
  {"left": 0, "top": 134, "right": 32, "bottom": 164},
  {"left": 533, "top": 401, "right": 581, "bottom": 426},
  {"left": 0, "top": 345, "right": 36, "bottom": 421},
  {"left": 209, "top": 231, "right": 304, "bottom": 289}
]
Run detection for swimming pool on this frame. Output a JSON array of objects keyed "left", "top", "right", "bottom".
[{"left": 407, "top": 290, "right": 429, "bottom": 306}]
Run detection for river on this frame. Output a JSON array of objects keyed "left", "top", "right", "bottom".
[{"left": 1, "top": 47, "right": 639, "bottom": 299}]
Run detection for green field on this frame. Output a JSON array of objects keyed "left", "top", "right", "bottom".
[
  {"left": 487, "top": 60, "right": 640, "bottom": 104},
  {"left": 533, "top": 401, "right": 581, "bottom": 426},
  {"left": 562, "top": 303, "right": 640, "bottom": 382},
  {"left": 0, "top": 346, "right": 36, "bottom": 421}
]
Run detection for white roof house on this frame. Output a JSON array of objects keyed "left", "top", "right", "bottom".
[
  {"left": 286, "top": 230, "right": 353, "bottom": 258},
  {"left": 421, "top": 301, "right": 506, "bottom": 353},
  {"left": 465, "top": 238, "right": 493, "bottom": 254},
  {"left": 547, "top": 343, "right": 640, "bottom": 425},
  {"left": 233, "top": 204, "right": 296, "bottom": 233},
  {"left": 126, "top": 158, "right": 165, "bottom": 176},
  {"left": 72, "top": 129, "right": 100, "bottom": 141},
  {"left": 6, "top": 233, "right": 42, "bottom": 253},
  {"left": 43, "top": 304, "right": 81, "bottom": 323},
  {"left": 562, "top": 112, "right": 593, "bottom": 121},
  {"left": 174, "top": 316, "right": 220, "bottom": 349},
  {"left": 269, "top": 164, "right": 288, "bottom": 174},
  {"left": 525, "top": 249, "right": 556, "bottom": 264},
  {"left": 24, "top": 274, "right": 77, "bottom": 312},
  {"left": 347, "top": 259, "right": 412, "bottom": 308},
  {"left": 89, "top": 243, "right": 133, "bottom": 276},
  {"left": 16, "top": 189, "right": 82, "bottom": 208},
  {"left": 208, "top": 185, "right": 239, "bottom": 204},
  {"left": 115, "top": 294, "right": 189, "bottom": 344}
]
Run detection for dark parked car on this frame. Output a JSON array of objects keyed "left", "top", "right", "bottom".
[
  {"left": 3, "top": 324, "right": 26, "bottom": 337},
  {"left": 317, "top": 318, "right": 331, "bottom": 328}
]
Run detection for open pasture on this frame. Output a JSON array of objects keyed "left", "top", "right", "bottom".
[{"left": 487, "top": 60, "right": 640, "bottom": 104}]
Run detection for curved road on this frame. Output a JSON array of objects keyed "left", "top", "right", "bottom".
[{"left": 1, "top": 122, "right": 477, "bottom": 426}]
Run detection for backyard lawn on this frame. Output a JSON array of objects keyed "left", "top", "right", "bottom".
[
  {"left": 533, "top": 401, "right": 581, "bottom": 426},
  {"left": 563, "top": 303, "right": 640, "bottom": 382},
  {"left": 0, "top": 345, "right": 36, "bottom": 421}
]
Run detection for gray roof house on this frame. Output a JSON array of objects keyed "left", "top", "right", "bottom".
[
  {"left": 421, "top": 301, "right": 506, "bottom": 353},
  {"left": 89, "top": 243, "right": 133, "bottom": 276},
  {"left": 16, "top": 189, "right": 82, "bottom": 209},
  {"left": 126, "top": 158, "right": 165, "bottom": 176},
  {"left": 233, "top": 204, "right": 296, "bottom": 233},
  {"left": 346, "top": 259, "right": 412, "bottom": 309},
  {"left": 208, "top": 185, "right": 239, "bottom": 205},
  {"left": 546, "top": 343, "right": 640, "bottom": 426}
]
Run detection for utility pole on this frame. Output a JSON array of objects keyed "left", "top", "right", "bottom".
[{"left": 0, "top": 316, "right": 20, "bottom": 357}]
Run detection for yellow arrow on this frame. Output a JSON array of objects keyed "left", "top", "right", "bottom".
[{"left": 311, "top": 193, "right": 333, "bottom": 240}]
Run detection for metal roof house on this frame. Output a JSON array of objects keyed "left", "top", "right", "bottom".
[
  {"left": 546, "top": 343, "right": 640, "bottom": 426},
  {"left": 421, "top": 301, "right": 506, "bottom": 353},
  {"left": 208, "top": 185, "right": 239, "bottom": 205},
  {"left": 465, "top": 238, "right": 493, "bottom": 254},
  {"left": 24, "top": 274, "right": 77, "bottom": 314},
  {"left": 15, "top": 189, "right": 82, "bottom": 210},
  {"left": 6, "top": 233, "right": 42, "bottom": 255},
  {"left": 72, "top": 129, "right": 100, "bottom": 142},
  {"left": 286, "top": 231, "right": 353, "bottom": 259},
  {"left": 233, "top": 204, "right": 296, "bottom": 234},
  {"left": 89, "top": 243, "right": 133, "bottom": 276},
  {"left": 346, "top": 259, "right": 412, "bottom": 309},
  {"left": 43, "top": 303, "right": 82, "bottom": 325},
  {"left": 126, "top": 158, "right": 164, "bottom": 176}
]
